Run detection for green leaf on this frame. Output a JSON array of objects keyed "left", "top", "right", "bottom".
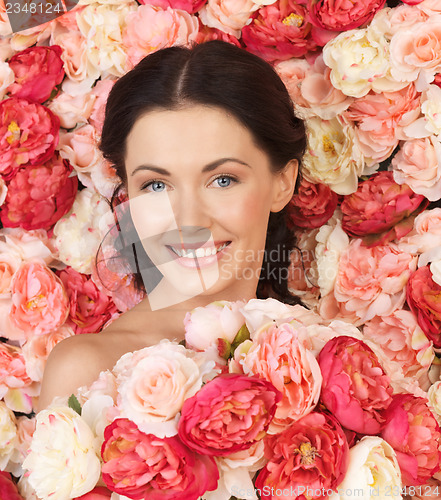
[{"left": 68, "top": 394, "right": 82, "bottom": 416}]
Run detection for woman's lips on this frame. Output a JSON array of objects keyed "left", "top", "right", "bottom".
[{"left": 165, "top": 241, "right": 231, "bottom": 269}]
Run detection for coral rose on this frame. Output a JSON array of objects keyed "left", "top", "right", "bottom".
[
  {"left": 407, "top": 266, "right": 441, "bottom": 348},
  {"left": 241, "top": 0, "right": 318, "bottom": 62},
  {"left": 381, "top": 394, "right": 441, "bottom": 486},
  {"left": 392, "top": 136, "right": 441, "bottom": 202},
  {"left": 328, "top": 238, "right": 416, "bottom": 324},
  {"left": 234, "top": 321, "right": 322, "bottom": 434},
  {"left": 194, "top": 21, "right": 241, "bottom": 45},
  {"left": 318, "top": 335, "right": 393, "bottom": 434},
  {"left": 307, "top": 0, "right": 386, "bottom": 32},
  {"left": 9, "top": 261, "right": 69, "bottom": 336},
  {"left": 101, "top": 418, "right": 218, "bottom": 500},
  {"left": 0, "top": 156, "right": 78, "bottom": 231},
  {"left": 341, "top": 171, "right": 428, "bottom": 246},
  {"left": 287, "top": 178, "right": 338, "bottom": 229},
  {"left": 57, "top": 267, "right": 119, "bottom": 334},
  {"left": 7, "top": 45, "right": 64, "bottom": 103},
  {"left": 255, "top": 411, "right": 349, "bottom": 499},
  {"left": 178, "top": 373, "right": 280, "bottom": 455},
  {"left": 0, "top": 97, "right": 59, "bottom": 179},
  {"left": 145, "top": 0, "right": 207, "bottom": 13}
]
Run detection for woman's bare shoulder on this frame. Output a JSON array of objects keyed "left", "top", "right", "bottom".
[{"left": 37, "top": 331, "right": 131, "bottom": 412}]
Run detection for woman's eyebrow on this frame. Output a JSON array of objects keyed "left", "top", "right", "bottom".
[{"left": 130, "top": 157, "right": 251, "bottom": 176}]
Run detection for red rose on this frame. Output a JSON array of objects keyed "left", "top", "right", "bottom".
[
  {"left": 407, "top": 266, "right": 441, "bottom": 348},
  {"left": 141, "top": 0, "right": 207, "bottom": 13},
  {"left": 317, "top": 335, "right": 393, "bottom": 435},
  {"left": 0, "top": 156, "right": 77, "bottom": 230},
  {"left": 58, "top": 266, "right": 119, "bottom": 334},
  {"left": 0, "top": 97, "right": 60, "bottom": 179},
  {"left": 0, "top": 471, "right": 25, "bottom": 500},
  {"left": 101, "top": 418, "right": 219, "bottom": 500},
  {"left": 307, "top": 0, "right": 386, "bottom": 33},
  {"left": 381, "top": 394, "right": 441, "bottom": 486},
  {"left": 178, "top": 373, "right": 281, "bottom": 455},
  {"left": 241, "top": 0, "right": 318, "bottom": 62},
  {"left": 341, "top": 171, "right": 428, "bottom": 246},
  {"left": 7, "top": 45, "right": 65, "bottom": 103},
  {"left": 287, "top": 178, "right": 338, "bottom": 229},
  {"left": 255, "top": 412, "right": 349, "bottom": 499}
]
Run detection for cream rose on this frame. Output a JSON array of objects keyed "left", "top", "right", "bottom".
[
  {"left": 0, "top": 401, "right": 17, "bottom": 471},
  {"left": 329, "top": 436, "right": 402, "bottom": 500},
  {"left": 428, "top": 381, "right": 441, "bottom": 423},
  {"left": 323, "top": 26, "right": 404, "bottom": 98},
  {"left": 53, "top": 188, "right": 112, "bottom": 275},
  {"left": 22, "top": 406, "right": 101, "bottom": 500},
  {"left": 302, "top": 116, "right": 366, "bottom": 195},
  {"left": 113, "top": 340, "right": 216, "bottom": 437}
]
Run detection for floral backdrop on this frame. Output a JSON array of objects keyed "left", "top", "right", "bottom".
[{"left": 1, "top": 0, "right": 441, "bottom": 498}]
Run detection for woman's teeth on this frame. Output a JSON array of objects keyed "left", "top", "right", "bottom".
[{"left": 170, "top": 242, "right": 229, "bottom": 258}]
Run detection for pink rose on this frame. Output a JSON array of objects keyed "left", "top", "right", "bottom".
[
  {"left": 74, "top": 487, "right": 112, "bottom": 500},
  {"left": 363, "top": 310, "right": 434, "bottom": 385},
  {"left": 123, "top": 5, "right": 198, "bottom": 69},
  {"left": 341, "top": 171, "right": 428, "bottom": 246},
  {"left": 392, "top": 136, "right": 441, "bottom": 202},
  {"left": 318, "top": 335, "right": 393, "bottom": 434},
  {"left": 22, "top": 324, "right": 75, "bottom": 382},
  {"left": 178, "top": 373, "right": 280, "bottom": 455},
  {"left": 7, "top": 45, "right": 64, "bottom": 103},
  {"left": 326, "top": 239, "right": 417, "bottom": 324},
  {"left": 287, "top": 178, "right": 338, "bottom": 229},
  {"left": 58, "top": 124, "right": 104, "bottom": 174},
  {"left": 407, "top": 266, "right": 441, "bottom": 348},
  {"left": 57, "top": 267, "right": 119, "bottom": 334},
  {"left": 0, "top": 97, "right": 59, "bottom": 179},
  {"left": 9, "top": 261, "right": 69, "bottom": 336},
  {"left": 0, "top": 472, "right": 24, "bottom": 500},
  {"left": 143, "top": 0, "right": 207, "bottom": 13},
  {"left": 0, "top": 156, "right": 78, "bottom": 231},
  {"left": 417, "top": 0, "right": 441, "bottom": 16},
  {"left": 234, "top": 321, "right": 322, "bottom": 434},
  {"left": 184, "top": 300, "right": 246, "bottom": 351},
  {"left": 241, "top": 0, "right": 318, "bottom": 62},
  {"left": 381, "top": 394, "right": 441, "bottom": 485},
  {"left": 88, "top": 79, "right": 115, "bottom": 134},
  {"left": 307, "top": 0, "right": 385, "bottom": 32},
  {"left": 390, "top": 17, "right": 441, "bottom": 88},
  {"left": 101, "top": 418, "right": 219, "bottom": 500},
  {"left": 402, "top": 0, "right": 424, "bottom": 3},
  {"left": 255, "top": 412, "right": 349, "bottom": 499},
  {"left": 0, "top": 343, "right": 32, "bottom": 397},
  {"left": 342, "top": 85, "right": 421, "bottom": 166}
]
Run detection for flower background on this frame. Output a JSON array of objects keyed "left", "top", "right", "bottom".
[{"left": 1, "top": 0, "right": 441, "bottom": 498}]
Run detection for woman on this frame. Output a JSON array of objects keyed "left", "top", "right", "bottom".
[{"left": 37, "top": 40, "right": 306, "bottom": 411}]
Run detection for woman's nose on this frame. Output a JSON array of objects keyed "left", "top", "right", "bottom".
[{"left": 172, "top": 189, "right": 212, "bottom": 231}]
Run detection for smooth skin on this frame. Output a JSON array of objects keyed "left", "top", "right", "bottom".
[{"left": 37, "top": 105, "right": 298, "bottom": 411}]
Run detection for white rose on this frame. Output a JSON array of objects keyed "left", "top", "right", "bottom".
[
  {"left": 239, "top": 297, "right": 300, "bottom": 333},
  {"left": 113, "top": 340, "right": 216, "bottom": 437},
  {"left": 22, "top": 406, "right": 101, "bottom": 500},
  {"left": 323, "top": 27, "right": 405, "bottom": 99},
  {"left": 315, "top": 211, "right": 349, "bottom": 297},
  {"left": 77, "top": 2, "right": 137, "bottom": 77},
  {"left": 53, "top": 188, "right": 112, "bottom": 274},
  {"left": 329, "top": 436, "right": 402, "bottom": 500},
  {"left": 0, "top": 401, "right": 17, "bottom": 470},
  {"left": 302, "top": 116, "right": 366, "bottom": 195}
]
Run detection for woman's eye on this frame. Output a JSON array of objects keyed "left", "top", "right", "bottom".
[
  {"left": 141, "top": 180, "right": 166, "bottom": 192},
  {"left": 212, "top": 175, "right": 237, "bottom": 188}
]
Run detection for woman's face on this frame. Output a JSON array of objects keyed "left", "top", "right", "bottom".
[{"left": 124, "top": 105, "right": 296, "bottom": 308}]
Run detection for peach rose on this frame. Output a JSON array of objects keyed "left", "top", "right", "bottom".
[
  {"left": 328, "top": 238, "right": 417, "bottom": 324},
  {"left": 199, "top": 0, "right": 257, "bottom": 38},
  {"left": 58, "top": 124, "right": 103, "bottom": 174},
  {"left": 0, "top": 61, "right": 14, "bottom": 100},
  {"left": 391, "top": 136, "right": 441, "bottom": 202},
  {"left": 48, "top": 90, "right": 95, "bottom": 129},
  {"left": 363, "top": 310, "right": 434, "bottom": 386},
  {"left": 234, "top": 321, "right": 322, "bottom": 434},
  {"left": 390, "top": 16, "right": 441, "bottom": 90},
  {"left": 0, "top": 343, "right": 32, "bottom": 399},
  {"left": 417, "top": 0, "right": 441, "bottom": 16},
  {"left": 0, "top": 227, "right": 54, "bottom": 267},
  {"left": 342, "top": 84, "right": 421, "bottom": 167},
  {"left": 370, "top": 4, "right": 428, "bottom": 41},
  {"left": 22, "top": 324, "right": 75, "bottom": 382},
  {"left": 9, "top": 261, "right": 69, "bottom": 336}
]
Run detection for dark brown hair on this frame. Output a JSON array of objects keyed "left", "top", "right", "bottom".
[{"left": 98, "top": 40, "right": 306, "bottom": 304}]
